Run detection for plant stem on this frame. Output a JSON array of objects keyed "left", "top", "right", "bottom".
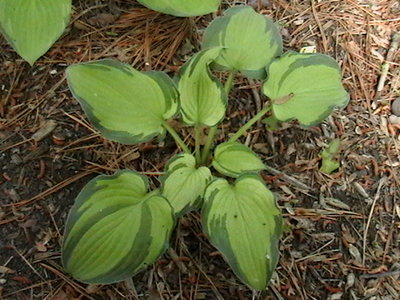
[
  {"left": 224, "top": 71, "right": 235, "bottom": 94},
  {"left": 200, "top": 125, "right": 217, "bottom": 164},
  {"left": 200, "top": 71, "right": 236, "bottom": 164},
  {"left": 194, "top": 125, "right": 202, "bottom": 164},
  {"left": 163, "top": 121, "right": 191, "bottom": 154},
  {"left": 229, "top": 106, "right": 272, "bottom": 143}
]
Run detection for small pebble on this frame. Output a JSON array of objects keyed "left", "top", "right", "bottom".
[
  {"left": 391, "top": 97, "right": 400, "bottom": 116},
  {"left": 389, "top": 114, "right": 400, "bottom": 125}
]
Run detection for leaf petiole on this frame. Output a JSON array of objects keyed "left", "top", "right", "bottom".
[
  {"left": 194, "top": 125, "right": 202, "bottom": 164},
  {"left": 229, "top": 105, "right": 272, "bottom": 143},
  {"left": 163, "top": 121, "right": 191, "bottom": 154}
]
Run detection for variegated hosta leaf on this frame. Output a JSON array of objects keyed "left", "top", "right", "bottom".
[
  {"left": 0, "top": 0, "right": 71, "bottom": 65},
  {"left": 162, "top": 154, "right": 212, "bottom": 216},
  {"left": 137, "top": 0, "right": 220, "bottom": 17},
  {"left": 263, "top": 51, "right": 349, "bottom": 126},
  {"left": 67, "top": 60, "right": 178, "bottom": 144},
  {"left": 178, "top": 48, "right": 227, "bottom": 126},
  {"left": 212, "top": 142, "right": 265, "bottom": 178},
  {"left": 202, "top": 174, "right": 282, "bottom": 290},
  {"left": 202, "top": 6, "right": 283, "bottom": 79},
  {"left": 62, "top": 170, "right": 174, "bottom": 284}
]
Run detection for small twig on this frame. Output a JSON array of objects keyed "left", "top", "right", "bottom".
[
  {"left": 264, "top": 165, "right": 310, "bottom": 190},
  {"left": 167, "top": 248, "right": 189, "bottom": 274},
  {"left": 360, "top": 269, "right": 400, "bottom": 279},
  {"left": 270, "top": 285, "right": 286, "bottom": 300},
  {"left": 362, "top": 177, "right": 386, "bottom": 265},
  {"left": 375, "top": 32, "right": 400, "bottom": 102}
]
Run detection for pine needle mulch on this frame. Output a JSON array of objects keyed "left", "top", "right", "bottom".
[{"left": 0, "top": 1, "right": 399, "bottom": 299}]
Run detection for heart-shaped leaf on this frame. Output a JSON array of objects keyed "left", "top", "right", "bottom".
[
  {"left": 67, "top": 60, "right": 178, "bottom": 144},
  {"left": 263, "top": 51, "right": 349, "bottom": 126},
  {"left": 202, "top": 6, "right": 283, "bottom": 79},
  {"left": 178, "top": 48, "right": 227, "bottom": 126},
  {"left": 137, "top": 0, "right": 220, "bottom": 17},
  {"left": 162, "top": 154, "right": 212, "bottom": 216},
  {"left": 212, "top": 142, "right": 265, "bottom": 178},
  {"left": 0, "top": 0, "right": 71, "bottom": 65},
  {"left": 62, "top": 170, "right": 175, "bottom": 284},
  {"left": 202, "top": 174, "right": 282, "bottom": 290}
]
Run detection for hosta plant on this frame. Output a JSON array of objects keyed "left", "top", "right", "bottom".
[
  {"left": 62, "top": 6, "right": 349, "bottom": 291},
  {"left": 0, "top": 0, "right": 72, "bottom": 65}
]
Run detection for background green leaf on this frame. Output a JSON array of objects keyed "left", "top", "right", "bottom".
[
  {"left": 320, "top": 138, "right": 341, "bottom": 174},
  {"left": 212, "top": 142, "right": 265, "bottom": 177},
  {"left": 62, "top": 170, "right": 174, "bottom": 284},
  {"left": 202, "top": 174, "right": 282, "bottom": 290},
  {"left": 67, "top": 60, "right": 178, "bottom": 144},
  {"left": 263, "top": 51, "right": 349, "bottom": 126},
  {"left": 162, "top": 154, "right": 212, "bottom": 216},
  {"left": 0, "top": 0, "right": 71, "bottom": 65},
  {"left": 178, "top": 48, "right": 227, "bottom": 126},
  {"left": 202, "top": 6, "right": 283, "bottom": 79},
  {"left": 137, "top": 0, "right": 220, "bottom": 17}
]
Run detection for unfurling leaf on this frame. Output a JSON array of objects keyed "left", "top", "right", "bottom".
[
  {"left": 320, "top": 139, "right": 341, "bottom": 174},
  {"left": 0, "top": 0, "right": 71, "bottom": 65},
  {"left": 67, "top": 60, "right": 178, "bottom": 144},
  {"left": 202, "top": 6, "right": 283, "bottom": 79},
  {"left": 202, "top": 174, "right": 282, "bottom": 290},
  {"left": 212, "top": 142, "right": 265, "bottom": 177},
  {"left": 62, "top": 170, "right": 174, "bottom": 284},
  {"left": 137, "top": 0, "right": 220, "bottom": 17},
  {"left": 263, "top": 51, "right": 349, "bottom": 126},
  {"left": 178, "top": 48, "right": 227, "bottom": 126},
  {"left": 162, "top": 154, "right": 212, "bottom": 216}
]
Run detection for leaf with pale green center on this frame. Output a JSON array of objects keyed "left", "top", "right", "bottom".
[
  {"left": 212, "top": 142, "right": 265, "bottom": 178},
  {"left": 0, "top": 0, "right": 71, "bottom": 65},
  {"left": 178, "top": 48, "right": 227, "bottom": 126},
  {"left": 202, "top": 6, "right": 283, "bottom": 79},
  {"left": 137, "top": 0, "right": 220, "bottom": 17},
  {"left": 162, "top": 154, "right": 212, "bottom": 216},
  {"left": 62, "top": 170, "right": 175, "bottom": 284},
  {"left": 263, "top": 51, "right": 349, "bottom": 126},
  {"left": 67, "top": 60, "right": 178, "bottom": 144},
  {"left": 202, "top": 174, "right": 282, "bottom": 290}
]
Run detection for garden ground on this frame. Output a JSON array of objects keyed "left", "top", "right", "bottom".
[{"left": 1, "top": 0, "right": 400, "bottom": 299}]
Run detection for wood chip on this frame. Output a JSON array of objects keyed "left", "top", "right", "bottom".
[{"left": 31, "top": 120, "right": 57, "bottom": 142}]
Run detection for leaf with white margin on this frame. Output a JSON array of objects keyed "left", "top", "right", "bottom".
[
  {"left": 162, "top": 154, "right": 212, "bottom": 216},
  {"left": 212, "top": 142, "right": 265, "bottom": 178},
  {"left": 62, "top": 170, "right": 175, "bottom": 284},
  {"left": 178, "top": 48, "right": 227, "bottom": 126},
  {"left": 263, "top": 51, "right": 349, "bottom": 126},
  {"left": 202, "top": 6, "right": 283, "bottom": 79},
  {"left": 67, "top": 60, "right": 178, "bottom": 144},
  {"left": 202, "top": 174, "right": 282, "bottom": 290},
  {"left": 0, "top": 0, "right": 71, "bottom": 65},
  {"left": 137, "top": 0, "right": 220, "bottom": 17}
]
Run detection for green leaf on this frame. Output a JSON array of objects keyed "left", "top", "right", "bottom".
[
  {"left": 320, "top": 138, "right": 341, "bottom": 174},
  {"left": 178, "top": 48, "right": 227, "bottom": 126},
  {"left": 263, "top": 51, "right": 349, "bottom": 126},
  {"left": 162, "top": 154, "right": 212, "bottom": 216},
  {"left": 212, "top": 142, "right": 265, "bottom": 178},
  {"left": 0, "top": 0, "right": 71, "bottom": 65},
  {"left": 137, "top": 0, "right": 220, "bottom": 17},
  {"left": 62, "top": 170, "right": 175, "bottom": 284},
  {"left": 67, "top": 60, "right": 179, "bottom": 144},
  {"left": 202, "top": 174, "right": 282, "bottom": 290},
  {"left": 202, "top": 6, "right": 283, "bottom": 79}
]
